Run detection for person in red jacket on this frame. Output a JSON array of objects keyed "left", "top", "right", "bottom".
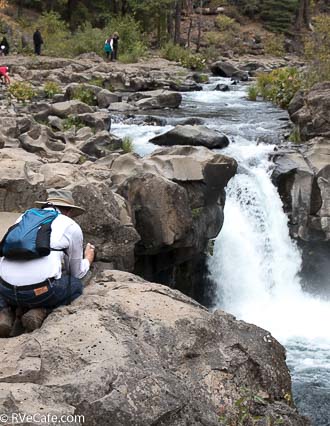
[{"left": 0, "top": 66, "right": 10, "bottom": 85}]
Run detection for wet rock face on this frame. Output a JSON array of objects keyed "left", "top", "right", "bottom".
[{"left": 0, "top": 270, "right": 309, "bottom": 426}]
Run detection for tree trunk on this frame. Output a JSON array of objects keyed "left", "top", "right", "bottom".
[
  {"left": 113, "top": 0, "right": 119, "bottom": 15},
  {"left": 295, "top": 0, "right": 311, "bottom": 30},
  {"left": 196, "top": 0, "right": 203, "bottom": 52},
  {"left": 67, "top": 0, "right": 79, "bottom": 31},
  {"left": 167, "top": 10, "right": 174, "bottom": 42},
  {"left": 17, "top": 0, "right": 24, "bottom": 17},
  {"left": 46, "top": 0, "right": 55, "bottom": 11},
  {"left": 122, "top": 0, "right": 128, "bottom": 16},
  {"left": 186, "top": 0, "right": 193, "bottom": 15},
  {"left": 187, "top": 17, "right": 193, "bottom": 48},
  {"left": 174, "top": 0, "right": 182, "bottom": 45}
]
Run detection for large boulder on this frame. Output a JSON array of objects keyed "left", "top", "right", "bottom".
[
  {"left": 134, "top": 90, "right": 182, "bottom": 110},
  {"left": 51, "top": 100, "right": 94, "bottom": 118},
  {"left": 96, "top": 89, "right": 121, "bottom": 108},
  {"left": 19, "top": 124, "right": 66, "bottom": 156},
  {"left": 289, "top": 82, "right": 330, "bottom": 141},
  {"left": 0, "top": 269, "right": 309, "bottom": 426},
  {"left": 273, "top": 137, "right": 330, "bottom": 241},
  {"left": 169, "top": 80, "right": 203, "bottom": 92},
  {"left": 210, "top": 61, "right": 249, "bottom": 81},
  {"left": 77, "top": 111, "right": 111, "bottom": 132},
  {"left": 79, "top": 131, "right": 122, "bottom": 159},
  {"left": 114, "top": 146, "right": 237, "bottom": 298},
  {"left": 149, "top": 125, "right": 230, "bottom": 149},
  {"left": 118, "top": 172, "right": 193, "bottom": 251}
]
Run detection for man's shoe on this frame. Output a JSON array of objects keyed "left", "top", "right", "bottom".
[
  {"left": 0, "top": 307, "right": 14, "bottom": 338},
  {"left": 21, "top": 308, "right": 47, "bottom": 332}
]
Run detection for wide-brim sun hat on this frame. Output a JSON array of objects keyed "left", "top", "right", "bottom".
[{"left": 35, "top": 188, "right": 85, "bottom": 217}]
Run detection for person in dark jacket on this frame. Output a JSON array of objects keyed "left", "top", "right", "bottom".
[
  {"left": 0, "top": 37, "right": 9, "bottom": 56},
  {"left": 33, "top": 29, "right": 43, "bottom": 55},
  {"left": 111, "top": 32, "right": 119, "bottom": 61}
]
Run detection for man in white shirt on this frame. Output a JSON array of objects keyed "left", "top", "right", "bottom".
[{"left": 0, "top": 189, "right": 95, "bottom": 337}]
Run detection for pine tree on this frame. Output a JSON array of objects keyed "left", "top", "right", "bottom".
[{"left": 260, "top": 0, "right": 299, "bottom": 32}]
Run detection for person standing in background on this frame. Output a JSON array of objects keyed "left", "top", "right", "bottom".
[
  {"left": 0, "top": 37, "right": 9, "bottom": 56},
  {"left": 104, "top": 36, "right": 112, "bottom": 61},
  {"left": 33, "top": 29, "right": 43, "bottom": 56},
  {"left": 111, "top": 32, "right": 119, "bottom": 61}
]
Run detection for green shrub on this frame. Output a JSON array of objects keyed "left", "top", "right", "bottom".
[
  {"left": 122, "top": 136, "right": 133, "bottom": 153},
  {"left": 31, "top": 12, "right": 147, "bottom": 63},
  {"left": 288, "top": 126, "right": 301, "bottom": 143},
  {"left": 35, "top": 11, "right": 70, "bottom": 57},
  {"left": 71, "top": 85, "right": 97, "bottom": 106},
  {"left": 215, "top": 15, "right": 239, "bottom": 32},
  {"left": 88, "top": 78, "right": 104, "bottom": 87},
  {"left": 247, "top": 85, "right": 258, "bottom": 101},
  {"left": 69, "top": 22, "right": 105, "bottom": 57},
  {"left": 8, "top": 82, "right": 36, "bottom": 101},
  {"left": 161, "top": 42, "right": 186, "bottom": 62},
  {"left": 264, "top": 33, "right": 285, "bottom": 57},
  {"left": 254, "top": 67, "right": 303, "bottom": 109},
  {"left": 204, "top": 31, "right": 242, "bottom": 53},
  {"left": 63, "top": 116, "right": 85, "bottom": 131},
  {"left": 304, "top": 14, "right": 330, "bottom": 86},
  {"left": 161, "top": 42, "right": 206, "bottom": 71},
  {"left": 191, "top": 207, "right": 203, "bottom": 219},
  {"left": 181, "top": 53, "right": 206, "bottom": 71},
  {"left": 44, "top": 81, "right": 61, "bottom": 98}
]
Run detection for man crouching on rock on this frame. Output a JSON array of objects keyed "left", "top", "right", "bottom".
[{"left": 0, "top": 189, "right": 95, "bottom": 337}]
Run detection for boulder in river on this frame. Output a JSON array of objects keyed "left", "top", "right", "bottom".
[
  {"left": 210, "top": 61, "right": 249, "bottom": 81},
  {"left": 133, "top": 90, "right": 182, "bottom": 110},
  {"left": 214, "top": 83, "right": 230, "bottom": 92},
  {"left": 149, "top": 125, "right": 230, "bottom": 149}
]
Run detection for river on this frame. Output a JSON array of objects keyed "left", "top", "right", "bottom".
[{"left": 111, "top": 77, "right": 330, "bottom": 425}]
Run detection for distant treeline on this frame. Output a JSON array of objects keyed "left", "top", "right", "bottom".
[{"left": 3, "top": 0, "right": 314, "bottom": 34}]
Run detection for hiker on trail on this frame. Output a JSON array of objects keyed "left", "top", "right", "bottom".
[
  {"left": 0, "top": 189, "right": 95, "bottom": 337},
  {"left": 0, "top": 37, "right": 9, "bottom": 56},
  {"left": 104, "top": 35, "right": 112, "bottom": 60},
  {"left": 111, "top": 32, "right": 119, "bottom": 61},
  {"left": 0, "top": 66, "right": 10, "bottom": 85},
  {"left": 33, "top": 28, "right": 43, "bottom": 55}
]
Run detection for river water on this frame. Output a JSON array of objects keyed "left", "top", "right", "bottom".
[{"left": 112, "top": 77, "right": 330, "bottom": 425}]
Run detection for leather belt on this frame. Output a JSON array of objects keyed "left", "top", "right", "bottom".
[{"left": 0, "top": 277, "right": 54, "bottom": 291}]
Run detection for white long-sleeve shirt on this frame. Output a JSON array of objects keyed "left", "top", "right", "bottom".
[{"left": 0, "top": 210, "right": 89, "bottom": 286}]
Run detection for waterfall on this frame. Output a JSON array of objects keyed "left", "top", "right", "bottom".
[{"left": 208, "top": 146, "right": 330, "bottom": 424}]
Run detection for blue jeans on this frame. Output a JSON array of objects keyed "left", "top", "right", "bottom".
[{"left": 0, "top": 276, "right": 83, "bottom": 311}]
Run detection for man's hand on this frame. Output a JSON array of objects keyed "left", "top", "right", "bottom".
[{"left": 84, "top": 243, "right": 95, "bottom": 265}]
